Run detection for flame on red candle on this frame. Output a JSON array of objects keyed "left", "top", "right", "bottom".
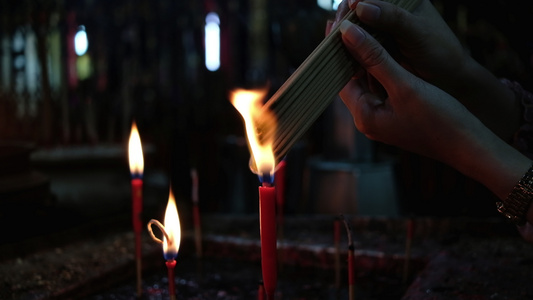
[
  {"left": 230, "top": 88, "right": 276, "bottom": 180},
  {"left": 231, "top": 87, "right": 278, "bottom": 299},
  {"left": 163, "top": 189, "right": 181, "bottom": 260},
  {"left": 128, "top": 121, "right": 144, "bottom": 297},
  {"left": 128, "top": 121, "right": 144, "bottom": 176}
]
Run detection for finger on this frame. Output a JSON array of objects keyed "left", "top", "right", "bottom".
[
  {"left": 331, "top": 0, "right": 351, "bottom": 29},
  {"left": 339, "top": 20, "right": 409, "bottom": 93},
  {"left": 355, "top": 0, "right": 425, "bottom": 43},
  {"left": 339, "top": 77, "right": 383, "bottom": 138},
  {"left": 368, "top": 74, "right": 387, "bottom": 99}
]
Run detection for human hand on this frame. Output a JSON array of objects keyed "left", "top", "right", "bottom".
[
  {"left": 331, "top": 0, "right": 468, "bottom": 98},
  {"left": 329, "top": 0, "right": 520, "bottom": 142},
  {"left": 337, "top": 19, "right": 482, "bottom": 165},
  {"left": 338, "top": 14, "right": 533, "bottom": 237}
]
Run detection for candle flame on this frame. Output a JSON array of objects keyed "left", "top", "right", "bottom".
[
  {"left": 128, "top": 121, "right": 144, "bottom": 175},
  {"left": 163, "top": 189, "right": 181, "bottom": 260},
  {"left": 230, "top": 88, "right": 276, "bottom": 180}
]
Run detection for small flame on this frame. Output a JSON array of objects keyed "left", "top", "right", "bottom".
[
  {"left": 128, "top": 121, "right": 144, "bottom": 175},
  {"left": 230, "top": 88, "right": 276, "bottom": 180},
  {"left": 163, "top": 189, "right": 181, "bottom": 260}
]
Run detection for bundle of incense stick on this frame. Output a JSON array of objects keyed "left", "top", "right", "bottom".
[{"left": 260, "top": 0, "right": 422, "bottom": 163}]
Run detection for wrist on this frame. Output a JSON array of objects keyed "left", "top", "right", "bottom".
[
  {"left": 440, "top": 114, "right": 531, "bottom": 201},
  {"left": 497, "top": 164, "right": 533, "bottom": 226}
]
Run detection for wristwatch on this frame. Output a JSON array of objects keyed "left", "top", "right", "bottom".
[{"left": 496, "top": 165, "right": 533, "bottom": 226}]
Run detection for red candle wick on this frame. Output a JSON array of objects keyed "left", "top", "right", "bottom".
[{"left": 262, "top": 181, "right": 272, "bottom": 188}]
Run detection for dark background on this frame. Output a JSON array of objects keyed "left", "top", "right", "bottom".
[{"left": 1, "top": 0, "right": 533, "bottom": 229}]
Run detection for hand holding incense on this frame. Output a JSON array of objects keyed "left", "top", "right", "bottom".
[{"left": 259, "top": 0, "right": 422, "bottom": 163}]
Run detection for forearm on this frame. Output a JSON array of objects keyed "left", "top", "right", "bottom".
[
  {"left": 439, "top": 109, "right": 529, "bottom": 200},
  {"left": 450, "top": 57, "right": 522, "bottom": 142}
]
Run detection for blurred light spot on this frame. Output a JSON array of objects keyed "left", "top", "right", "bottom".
[
  {"left": 74, "top": 26, "right": 88, "bottom": 56},
  {"left": 317, "top": 0, "right": 341, "bottom": 11},
  {"left": 205, "top": 12, "right": 220, "bottom": 72},
  {"left": 12, "top": 29, "right": 25, "bottom": 52},
  {"left": 14, "top": 56, "right": 25, "bottom": 69},
  {"left": 333, "top": 0, "right": 342, "bottom": 10}
]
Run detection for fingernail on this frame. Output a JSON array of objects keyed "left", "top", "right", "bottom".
[
  {"left": 340, "top": 20, "right": 365, "bottom": 47},
  {"left": 356, "top": 1, "right": 381, "bottom": 22}
]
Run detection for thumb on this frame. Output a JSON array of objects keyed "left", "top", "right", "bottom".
[{"left": 339, "top": 20, "right": 409, "bottom": 92}]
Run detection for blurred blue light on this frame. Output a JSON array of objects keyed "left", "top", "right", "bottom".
[
  {"left": 74, "top": 26, "right": 88, "bottom": 56},
  {"left": 205, "top": 13, "right": 220, "bottom": 72}
]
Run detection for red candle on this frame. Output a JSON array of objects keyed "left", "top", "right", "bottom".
[
  {"left": 131, "top": 178, "right": 143, "bottom": 277},
  {"left": 229, "top": 88, "right": 278, "bottom": 300},
  {"left": 334, "top": 218, "right": 341, "bottom": 289},
  {"left": 348, "top": 244, "right": 355, "bottom": 300},
  {"left": 341, "top": 215, "right": 355, "bottom": 300},
  {"left": 166, "top": 259, "right": 177, "bottom": 300},
  {"left": 147, "top": 188, "right": 181, "bottom": 300},
  {"left": 259, "top": 182, "right": 277, "bottom": 300},
  {"left": 191, "top": 168, "right": 202, "bottom": 258},
  {"left": 274, "top": 160, "right": 286, "bottom": 272},
  {"left": 275, "top": 160, "right": 286, "bottom": 227},
  {"left": 128, "top": 121, "right": 144, "bottom": 297},
  {"left": 257, "top": 281, "right": 265, "bottom": 300},
  {"left": 131, "top": 178, "right": 143, "bottom": 233}
]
